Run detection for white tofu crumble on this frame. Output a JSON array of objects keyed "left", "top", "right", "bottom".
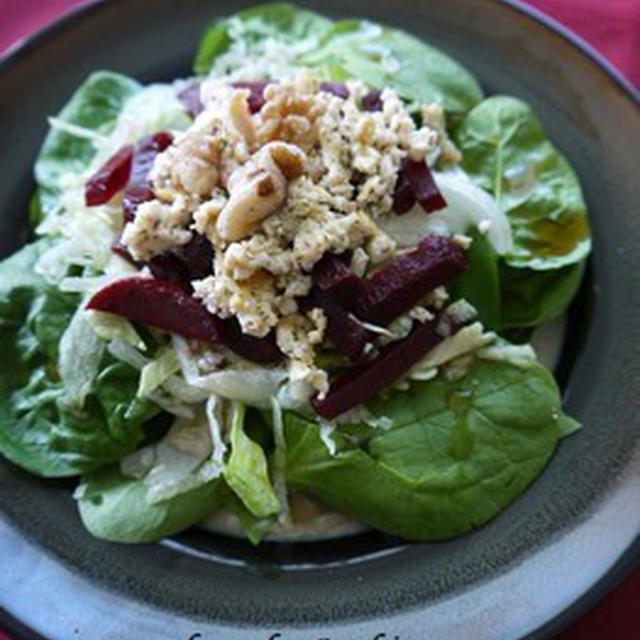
[{"left": 120, "top": 68, "right": 461, "bottom": 392}]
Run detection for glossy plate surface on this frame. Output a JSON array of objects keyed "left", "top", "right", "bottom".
[{"left": 0, "top": 1, "right": 638, "bottom": 639}]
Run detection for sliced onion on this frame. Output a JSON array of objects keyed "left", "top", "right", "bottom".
[{"left": 380, "top": 169, "right": 514, "bottom": 255}]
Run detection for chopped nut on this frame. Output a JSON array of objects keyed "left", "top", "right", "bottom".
[
  {"left": 216, "top": 142, "right": 306, "bottom": 241},
  {"left": 229, "top": 89, "right": 256, "bottom": 147}
]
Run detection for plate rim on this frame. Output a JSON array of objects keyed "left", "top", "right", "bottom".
[{"left": 0, "top": 1, "right": 638, "bottom": 639}]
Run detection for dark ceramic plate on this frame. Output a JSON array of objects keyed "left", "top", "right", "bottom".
[{"left": 1, "top": 1, "right": 639, "bottom": 639}]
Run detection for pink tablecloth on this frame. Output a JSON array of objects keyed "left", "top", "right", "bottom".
[{"left": 0, "top": 1, "right": 638, "bottom": 640}]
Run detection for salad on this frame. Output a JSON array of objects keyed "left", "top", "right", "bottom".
[{"left": 0, "top": 3, "right": 591, "bottom": 544}]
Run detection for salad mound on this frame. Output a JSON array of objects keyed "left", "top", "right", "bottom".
[{"left": 0, "top": 3, "right": 590, "bottom": 544}]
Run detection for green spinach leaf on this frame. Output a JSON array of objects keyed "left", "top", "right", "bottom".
[
  {"left": 193, "top": 2, "right": 332, "bottom": 74},
  {"left": 447, "top": 230, "right": 501, "bottom": 328},
  {"left": 300, "top": 20, "right": 483, "bottom": 114},
  {"left": 0, "top": 241, "right": 158, "bottom": 477},
  {"left": 34, "top": 71, "right": 140, "bottom": 216},
  {"left": 499, "top": 260, "right": 585, "bottom": 328},
  {"left": 77, "top": 466, "right": 219, "bottom": 543},
  {"left": 285, "top": 358, "right": 566, "bottom": 540},
  {"left": 455, "top": 95, "right": 591, "bottom": 270}
]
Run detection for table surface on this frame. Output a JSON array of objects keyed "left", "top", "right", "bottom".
[{"left": 0, "top": 1, "right": 638, "bottom": 639}]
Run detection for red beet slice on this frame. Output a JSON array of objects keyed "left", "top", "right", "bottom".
[
  {"left": 232, "top": 81, "right": 270, "bottom": 113},
  {"left": 362, "top": 89, "right": 382, "bottom": 112},
  {"left": 147, "top": 253, "right": 192, "bottom": 286},
  {"left": 319, "top": 82, "right": 350, "bottom": 99},
  {"left": 312, "top": 253, "right": 365, "bottom": 311},
  {"left": 177, "top": 82, "right": 204, "bottom": 117},
  {"left": 86, "top": 276, "right": 225, "bottom": 342},
  {"left": 301, "top": 289, "right": 369, "bottom": 362},
  {"left": 223, "top": 318, "right": 283, "bottom": 364},
  {"left": 354, "top": 235, "right": 468, "bottom": 325},
  {"left": 112, "top": 233, "right": 213, "bottom": 288},
  {"left": 392, "top": 170, "right": 416, "bottom": 214},
  {"left": 122, "top": 131, "right": 173, "bottom": 222},
  {"left": 400, "top": 158, "right": 447, "bottom": 213},
  {"left": 312, "top": 314, "right": 459, "bottom": 419},
  {"left": 111, "top": 238, "right": 136, "bottom": 264},
  {"left": 175, "top": 233, "right": 214, "bottom": 281},
  {"left": 85, "top": 145, "right": 133, "bottom": 206}
]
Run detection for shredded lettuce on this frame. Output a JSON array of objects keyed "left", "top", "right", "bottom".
[
  {"left": 409, "top": 322, "right": 495, "bottom": 378},
  {"left": 205, "top": 396, "right": 228, "bottom": 468},
  {"left": 120, "top": 412, "right": 215, "bottom": 504},
  {"left": 88, "top": 311, "right": 146, "bottom": 351},
  {"left": 107, "top": 338, "right": 148, "bottom": 370},
  {"left": 58, "top": 307, "right": 106, "bottom": 409},
  {"left": 271, "top": 397, "right": 289, "bottom": 523},
  {"left": 137, "top": 347, "right": 181, "bottom": 399}
]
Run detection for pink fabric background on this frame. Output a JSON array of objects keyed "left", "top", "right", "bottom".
[{"left": 0, "top": 1, "right": 638, "bottom": 639}]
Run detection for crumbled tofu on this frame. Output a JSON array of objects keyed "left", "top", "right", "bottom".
[
  {"left": 453, "top": 233, "right": 473, "bottom": 250},
  {"left": 118, "top": 68, "right": 465, "bottom": 385},
  {"left": 409, "top": 306, "right": 435, "bottom": 323},
  {"left": 121, "top": 199, "right": 192, "bottom": 261},
  {"left": 424, "top": 286, "right": 450, "bottom": 310},
  {"left": 477, "top": 219, "right": 492, "bottom": 234},
  {"left": 421, "top": 102, "right": 462, "bottom": 167},
  {"left": 277, "top": 309, "right": 329, "bottom": 395}
]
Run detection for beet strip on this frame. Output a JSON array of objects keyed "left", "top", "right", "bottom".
[
  {"left": 84, "top": 145, "right": 133, "bottom": 206},
  {"left": 301, "top": 289, "right": 369, "bottom": 361},
  {"left": 354, "top": 235, "right": 468, "bottom": 326},
  {"left": 177, "top": 83, "right": 204, "bottom": 117},
  {"left": 111, "top": 233, "right": 213, "bottom": 289},
  {"left": 86, "top": 276, "right": 225, "bottom": 342},
  {"left": 391, "top": 170, "right": 416, "bottom": 214},
  {"left": 401, "top": 158, "right": 447, "bottom": 213},
  {"left": 122, "top": 131, "right": 173, "bottom": 221},
  {"left": 231, "top": 81, "right": 270, "bottom": 113},
  {"left": 312, "top": 314, "right": 459, "bottom": 419},
  {"left": 362, "top": 89, "right": 383, "bottom": 112},
  {"left": 312, "top": 253, "right": 365, "bottom": 311},
  {"left": 223, "top": 318, "right": 283, "bottom": 364},
  {"left": 319, "top": 82, "right": 350, "bottom": 99},
  {"left": 88, "top": 270, "right": 281, "bottom": 363}
]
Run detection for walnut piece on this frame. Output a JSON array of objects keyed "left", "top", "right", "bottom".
[{"left": 216, "top": 142, "right": 306, "bottom": 241}]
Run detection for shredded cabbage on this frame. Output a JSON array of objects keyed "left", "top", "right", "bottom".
[
  {"left": 477, "top": 341, "right": 537, "bottom": 368},
  {"left": 410, "top": 322, "right": 496, "bottom": 377},
  {"left": 196, "top": 369, "right": 288, "bottom": 406}
]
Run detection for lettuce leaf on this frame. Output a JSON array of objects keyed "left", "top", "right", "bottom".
[
  {"left": 77, "top": 466, "right": 218, "bottom": 543},
  {"left": 285, "top": 358, "right": 568, "bottom": 540},
  {"left": 223, "top": 402, "right": 280, "bottom": 518},
  {"left": 34, "top": 71, "right": 141, "bottom": 217},
  {"left": 0, "top": 241, "right": 158, "bottom": 477}
]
